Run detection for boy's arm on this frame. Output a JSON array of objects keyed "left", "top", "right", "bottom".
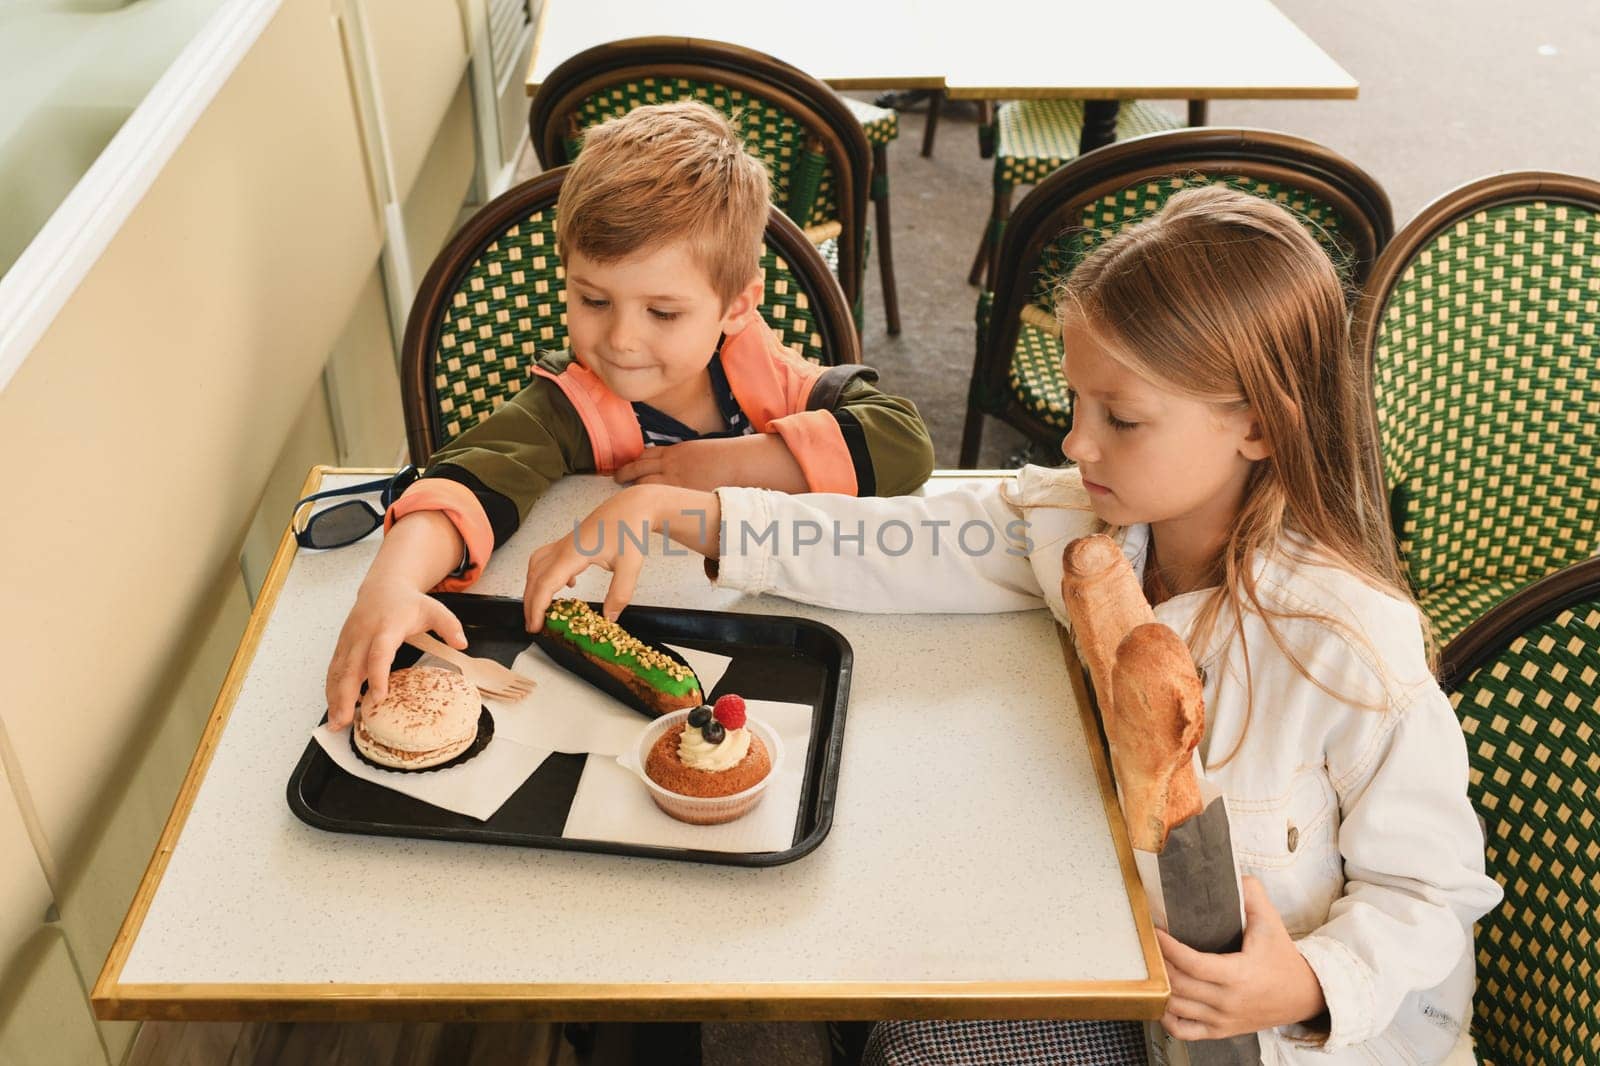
[
  {"left": 612, "top": 434, "right": 810, "bottom": 494},
  {"left": 406, "top": 377, "right": 594, "bottom": 588},
  {"left": 770, "top": 368, "right": 935, "bottom": 497},
  {"left": 619, "top": 369, "right": 935, "bottom": 497},
  {"left": 327, "top": 380, "right": 592, "bottom": 725},
  {"left": 325, "top": 510, "right": 472, "bottom": 728}
]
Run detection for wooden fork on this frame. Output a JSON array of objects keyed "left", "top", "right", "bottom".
[{"left": 404, "top": 632, "right": 536, "bottom": 702}]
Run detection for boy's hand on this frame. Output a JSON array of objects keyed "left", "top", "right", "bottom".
[
  {"left": 523, "top": 485, "right": 721, "bottom": 631},
  {"left": 616, "top": 436, "right": 808, "bottom": 494},
  {"left": 1156, "top": 876, "right": 1327, "bottom": 1041},
  {"left": 324, "top": 579, "right": 467, "bottom": 730}
]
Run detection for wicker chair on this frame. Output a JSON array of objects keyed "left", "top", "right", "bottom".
[
  {"left": 1438, "top": 556, "right": 1600, "bottom": 1065},
  {"left": 1355, "top": 173, "right": 1600, "bottom": 652},
  {"left": 400, "top": 167, "right": 859, "bottom": 463},
  {"left": 528, "top": 37, "right": 899, "bottom": 336},
  {"left": 960, "top": 127, "right": 1393, "bottom": 468},
  {"left": 966, "top": 98, "right": 1194, "bottom": 288}
]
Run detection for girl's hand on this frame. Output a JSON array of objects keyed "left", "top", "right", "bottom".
[
  {"left": 325, "top": 578, "right": 467, "bottom": 730},
  {"left": 522, "top": 485, "right": 721, "bottom": 631},
  {"left": 1156, "top": 876, "right": 1327, "bottom": 1041}
]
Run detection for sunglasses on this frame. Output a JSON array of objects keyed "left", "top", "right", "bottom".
[{"left": 293, "top": 466, "right": 420, "bottom": 549}]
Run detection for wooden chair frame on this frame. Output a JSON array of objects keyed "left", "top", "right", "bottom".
[
  {"left": 961, "top": 127, "right": 1394, "bottom": 467},
  {"left": 528, "top": 37, "right": 873, "bottom": 325}
]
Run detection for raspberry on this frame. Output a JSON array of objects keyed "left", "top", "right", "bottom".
[{"left": 713, "top": 693, "right": 747, "bottom": 730}]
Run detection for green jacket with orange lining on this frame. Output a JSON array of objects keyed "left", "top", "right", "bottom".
[{"left": 385, "top": 318, "right": 935, "bottom": 590}]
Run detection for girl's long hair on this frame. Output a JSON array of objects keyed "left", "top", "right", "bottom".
[{"left": 1058, "top": 185, "right": 1422, "bottom": 766}]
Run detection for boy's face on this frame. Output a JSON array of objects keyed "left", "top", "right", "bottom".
[
  {"left": 564, "top": 241, "right": 761, "bottom": 408},
  {"left": 1058, "top": 314, "right": 1267, "bottom": 539}
]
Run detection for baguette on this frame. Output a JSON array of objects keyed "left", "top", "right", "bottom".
[
  {"left": 1060, "top": 534, "right": 1155, "bottom": 718},
  {"left": 1108, "top": 623, "right": 1207, "bottom": 851}
]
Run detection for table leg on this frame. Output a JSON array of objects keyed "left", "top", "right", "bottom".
[
  {"left": 872, "top": 89, "right": 930, "bottom": 111},
  {"left": 631, "top": 1021, "right": 703, "bottom": 1065},
  {"left": 1079, "top": 100, "right": 1121, "bottom": 154}
]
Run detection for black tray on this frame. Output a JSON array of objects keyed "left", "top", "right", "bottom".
[{"left": 286, "top": 595, "right": 852, "bottom": 867}]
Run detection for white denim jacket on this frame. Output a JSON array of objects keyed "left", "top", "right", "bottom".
[{"left": 710, "top": 466, "right": 1501, "bottom": 1066}]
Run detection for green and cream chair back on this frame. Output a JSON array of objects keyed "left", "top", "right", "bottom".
[
  {"left": 960, "top": 128, "right": 1393, "bottom": 468},
  {"left": 401, "top": 167, "right": 859, "bottom": 464},
  {"left": 1356, "top": 173, "right": 1600, "bottom": 652},
  {"left": 1440, "top": 556, "right": 1600, "bottom": 1065},
  {"left": 968, "top": 98, "right": 1186, "bottom": 288},
  {"left": 528, "top": 37, "right": 874, "bottom": 332}
]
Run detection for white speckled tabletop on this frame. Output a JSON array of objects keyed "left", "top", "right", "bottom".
[{"left": 97, "top": 471, "right": 1162, "bottom": 1021}]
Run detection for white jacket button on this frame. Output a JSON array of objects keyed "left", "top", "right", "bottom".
[{"left": 1287, "top": 824, "right": 1299, "bottom": 852}]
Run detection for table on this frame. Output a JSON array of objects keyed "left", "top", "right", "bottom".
[
  {"left": 525, "top": 2, "right": 945, "bottom": 92},
  {"left": 93, "top": 468, "right": 1164, "bottom": 1022},
  {"left": 524, "top": 0, "right": 1356, "bottom": 151}
]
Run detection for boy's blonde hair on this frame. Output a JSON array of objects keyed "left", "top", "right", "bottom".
[
  {"left": 556, "top": 101, "right": 771, "bottom": 306},
  {"left": 1059, "top": 185, "right": 1417, "bottom": 763}
]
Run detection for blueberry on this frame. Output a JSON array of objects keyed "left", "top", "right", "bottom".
[
  {"left": 701, "top": 721, "right": 726, "bottom": 744},
  {"left": 688, "top": 704, "right": 712, "bottom": 728}
]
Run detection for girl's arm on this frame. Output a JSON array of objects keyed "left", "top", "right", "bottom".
[
  {"left": 708, "top": 482, "right": 1047, "bottom": 614},
  {"left": 1156, "top": 597, "right": 1503, "bottom": 1047},
  {"left": 1290, "top": 683, "right": 1502, "bottom": 1048},
  {"left": 521, "top": 479, "right": 1053, "bottom": 627}
]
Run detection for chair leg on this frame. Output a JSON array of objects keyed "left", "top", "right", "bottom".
[
  {"left": 1187, "top": 99, "right": 1209, "bottom": 126},
  {"left": 827, "top": 1021, "right": 873, "bottom": 1066},
  {"left": 870, "top": 144, "right": 901, "bottom": 335},
  {"left": 982, "top": 185, "right": 1014, "bottom": 292},
  {"left": 967, "top": 223, "right": 990, "bottom": 287},
  {"left": 920, "top": 91, "right": 944, "bottom": 157},
  {"left": 632, "top": 1022, "right": 702, "bottom": 1066},
  {"left": 959, "top": 401, "right": 986, "bottom": 468},
  {"left": 1078, "top": 100, "right": 1120, "bottom": 154}
]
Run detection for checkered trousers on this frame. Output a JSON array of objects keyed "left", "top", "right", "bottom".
[{"left": 863, "top": 1020, "right": 1148, "bottom": 1066}]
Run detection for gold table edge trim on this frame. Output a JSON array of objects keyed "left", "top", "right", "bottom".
[{"left": 93, "top": 466, "right": 1170, "bottom": 1021}]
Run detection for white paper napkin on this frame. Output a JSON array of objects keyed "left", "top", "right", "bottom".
[
  {"left": 310, "top": 644, "right": 734, "bottom": 823},
  {"left": 468, "top": 643, "right": 733, "bottom": 758},
  {"left": 560, "top": 698, "right": 816, "bottom": 854},
  {"left": 310, "top": 723, "right": 552, "bottom": 822}
]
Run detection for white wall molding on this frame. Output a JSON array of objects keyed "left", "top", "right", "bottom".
[{"left": 0, "top": 0, "right": 284, "bottom": 396}]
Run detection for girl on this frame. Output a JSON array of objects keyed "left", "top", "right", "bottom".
[{"left": 522, "top": 186, "right": 1501, "bottom": 1065}]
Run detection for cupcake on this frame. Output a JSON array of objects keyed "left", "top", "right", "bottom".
[
  {"left": 644, "top": 695, "right": 774, "bottom": 823},
  {"left": 353, "top": 666, "right": 484, "bottom": 770}
]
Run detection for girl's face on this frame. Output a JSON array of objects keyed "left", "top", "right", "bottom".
[{"left": 1059, "top": 315, "right": 1268, "bottom": 540}]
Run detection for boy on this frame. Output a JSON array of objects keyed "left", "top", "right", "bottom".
[{"left": 325, "top": 101, "right": 934, "bottom": 727}]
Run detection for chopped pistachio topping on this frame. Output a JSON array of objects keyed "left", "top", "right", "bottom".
[{"left": 545, "top": 599, "right": 695, "bottom": 688}]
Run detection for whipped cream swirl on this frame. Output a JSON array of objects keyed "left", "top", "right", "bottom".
[{"left": 678, "top": 723, "right": 750, "bottom": 771}]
